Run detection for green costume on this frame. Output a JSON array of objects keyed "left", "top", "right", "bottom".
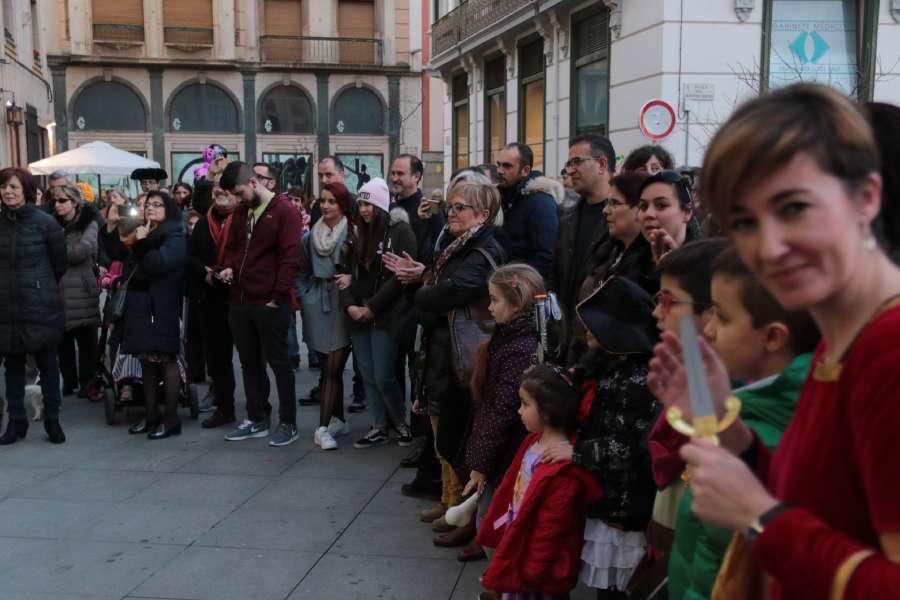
[{"left": 666, "top": 353, "right": 812, "bottom": 599}]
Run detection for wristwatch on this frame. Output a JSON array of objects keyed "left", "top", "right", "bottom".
[{"left": 745, "top": 501, "right": 791, "bottom": 543}]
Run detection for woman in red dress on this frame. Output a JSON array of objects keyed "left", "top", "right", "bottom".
[{"left": 647, "top": 83, "right": 900, "bottom": 599}]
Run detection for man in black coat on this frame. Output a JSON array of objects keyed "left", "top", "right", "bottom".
[
  {"left": 390, "top": 154, "right": 445, "bottom": 266},
  {"left": 549, "top": 134, "right": 616, "bottom": 362},
  {"left": 0, "top": 168, "right": 68, "bottom": 445}
]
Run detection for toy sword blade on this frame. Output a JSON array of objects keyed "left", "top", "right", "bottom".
[{"left": 665, "top": 314, "right": 740, "bottom": 444}]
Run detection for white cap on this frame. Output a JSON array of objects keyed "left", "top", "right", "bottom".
[{"left": 357, "top": 177, "right": 390, "bottom": 214}]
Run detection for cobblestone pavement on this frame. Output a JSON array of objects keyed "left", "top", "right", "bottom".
[{"left": 0, "top": 358, "right": 594, "bottom": 600}]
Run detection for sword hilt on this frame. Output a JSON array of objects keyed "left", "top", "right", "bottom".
[{"left": 665, "top": 395, "right": 742, "bottom": 445}]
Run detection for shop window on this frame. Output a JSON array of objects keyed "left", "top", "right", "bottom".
[
  {"left": 259, "top": 86, "right": 314, "bottom": 133},
  {"left": 72, "top": 81, "right": 147, "bottom": 131},
  {"left": 519, "top": 38, "right": 544, "bottom": 171},
  {"left": 452, "top": 73, "right": 469, "bottom": 171},
  {"left": 764, "top": 0, "right": 878, "bottom": 98},
  {"left": 484, "top": 56, "right": 506, "bottom": 164},
  {"left": 572, "top": 7, "right": 610, "bottom": 136},
  {"left": 169, "top": 83, "right": 240, "bottom": 132},
  {"left": 332, "top": 86, "right": 385, "bottom": 135}
]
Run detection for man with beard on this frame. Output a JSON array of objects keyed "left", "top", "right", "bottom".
[
  {"left": 217, "top": 162, "right": 303, "bottom": 446},
  {"left": 495, "top": 143, "right": 558, "bottom": 278},
  {"left": 390, "top": 154, "right": 444, "bottom": 266}
]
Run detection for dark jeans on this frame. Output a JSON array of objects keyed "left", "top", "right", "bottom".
[
  {"left": 202, "top": 299, "right": 236, "bottom": 415},
  {"left": 58, "top": 325, "right": 97, "bottom": 391},
  {"left": 229, "top": 303, "right": 296, "bottom": 425},
  {"left": 186, "top": 299, "right": 207, "bottom": 383},
  {"left": 4, "top": 349, "right": 62, "bottom": 420}
]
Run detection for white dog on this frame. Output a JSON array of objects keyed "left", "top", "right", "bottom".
[{"left": 25, "top": 384, "right": 44, "bottom": 421}]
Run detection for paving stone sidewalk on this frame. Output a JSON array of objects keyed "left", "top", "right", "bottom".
[{"left": 0, "top": 360, "right": 594, "bottom": 600}]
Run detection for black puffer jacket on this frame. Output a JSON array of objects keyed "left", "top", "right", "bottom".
[
  {"left": 339, "top": 208, "right": 418, "bottom": 344},
  {"left": 56, "top": 203, "right": 101, "bottom": 331},
  {"left": 0, "top": 202, "right": 67, "bottom": 354},
  {"left": 107, "top": 220, "right": 187, "bottom": 355}
]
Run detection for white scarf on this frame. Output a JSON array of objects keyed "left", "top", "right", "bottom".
[{"left": 311, "top": 216, "right": 347, "bottom": 257}]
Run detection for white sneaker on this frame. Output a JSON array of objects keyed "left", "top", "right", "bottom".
[
  {"left": 327, "top": 417, "right": 350, "bottom": 438},
  {"left": 317, "top": 425, "right": 338, "bottom": 450},
  {"left": 313, "top": 427, "right": 322, "bottom": 447}
]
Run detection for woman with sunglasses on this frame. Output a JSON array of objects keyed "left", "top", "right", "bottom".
[
  {"left": 0, "top": 167, "right": 67, "bottom": 445},
  {"left": 50, "top": 184, "right": 101, "bottom": 399},
  {"left": 296, "top": 182, "right": 353, "bottom": 450},
  {"left": 105, "top": 191, "right": 187, "bottom": 440},
  {"left": 383, "top": 179, "right": 507, "bottom": 548},
  {"left": 650, "top": 84, "right": 900, "bottom": 598},
  {"left": 637, "top": 170, "right": 701, "bottom": 264}
]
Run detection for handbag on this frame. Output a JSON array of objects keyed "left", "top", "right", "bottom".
[
  {"left": 110, "top": 267, "right": 137, "bottom": 322},
  {"left": 448, "top": 248, "right": 498, "bottom": 387}
]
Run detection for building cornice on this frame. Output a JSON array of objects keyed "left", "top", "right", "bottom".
[{"left": 45, "top": 55, "right": 420, "bottom": 77}]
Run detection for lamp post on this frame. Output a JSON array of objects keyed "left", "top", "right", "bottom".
[{"left": 6, "top": 102, "right": 24, "bottom": 166}]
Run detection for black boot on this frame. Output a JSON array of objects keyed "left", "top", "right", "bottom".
[
  {"left": 0, "top": 417, "right": 28, "bottom": 445},
  {"left": 148, "top": 419, "right": 182, "bottom": 440},
  {"left": 44, "top": 419, "right": 66, "bottom": 444}
]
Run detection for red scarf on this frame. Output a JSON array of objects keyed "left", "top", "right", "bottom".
[{"left": 206, "top": 205, "right": 235, "bottom": 266}]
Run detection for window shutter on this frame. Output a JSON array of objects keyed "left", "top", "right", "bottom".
[
  {"left": 163, "top": 0, "right": 213, "bottom": 28},
  {"left": 264, "top": 0, "right": 302, "bottom": 35},
  {"left": 92, "top": 0, "right": 143, "bottom": 25},
  {"left": 338, "top": 0, "right": 375, "bottom": 38}
]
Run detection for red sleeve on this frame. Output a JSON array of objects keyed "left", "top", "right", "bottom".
[
  {"left": 273, "top": 205, "right": 302, "bottom": 305},
  {"left": 753, "top": 508, "right": 900, "bottom": 598},
  {"left": 848, "top": 349, "right": 900, "bottom": 533},
  {"left": 648, "top": 413, "right": 689, "bottom": 487}
]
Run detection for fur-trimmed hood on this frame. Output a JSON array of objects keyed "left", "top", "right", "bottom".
[
  {"left": 523, "top": 175, "right": 568, "bottom": 207},
  {"left": 56, "top": 201, "right": 98, "bottom": 234},
  {"left": 389, "top": 206, "right": 410, "bottom": 226}
]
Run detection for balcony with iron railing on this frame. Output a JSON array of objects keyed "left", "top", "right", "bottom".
[
  {"left": 92, "top": 23, "right": 145, "bottom": 45},
  {"left": 431, "top": 0, "right": 531, "bottom": 57},
  {"left": 260, "top": 35, "right": 384, "bottom": 67}
]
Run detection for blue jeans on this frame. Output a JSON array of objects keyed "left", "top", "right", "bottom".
[
  {"left": 287, "top": 312, "right": 300, "bottom": 362},
  {"left": 351, "top": 326, "right": 406, "bottom": 429},
  {"left": 4, "top": 349, "right": 62, "bottom": 420}
]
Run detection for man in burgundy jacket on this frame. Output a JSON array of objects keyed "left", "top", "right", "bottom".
[{"left": 217, "top": 161, "right": 303, "bottom": 446}]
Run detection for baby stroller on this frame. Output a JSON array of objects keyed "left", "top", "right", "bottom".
[{"left": 89, "top": 262, "right": 199, "bottom": 425}]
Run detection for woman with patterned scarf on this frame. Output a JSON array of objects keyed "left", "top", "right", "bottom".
[{"left": 383, "top": 179, "right": 507, "bottom": 548}]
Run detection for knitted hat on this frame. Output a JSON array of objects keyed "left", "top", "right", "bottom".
[{"left": 358, "top": 177, "right": 390, "bottom": 214}]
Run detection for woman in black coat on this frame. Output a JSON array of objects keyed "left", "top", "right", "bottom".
[
  {"left": 384, "top": 179, "right": 507, "bottom": 547},
  {"left": 0, "top": 167, "right": 68, "bottom": 445},
  {"left": 106, "top": 191, "right": 187, "bottom": 439}
]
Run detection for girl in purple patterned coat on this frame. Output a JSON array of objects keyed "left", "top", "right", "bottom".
[{"left": 456, "top": 264, "right": 543, "bottom": 563}]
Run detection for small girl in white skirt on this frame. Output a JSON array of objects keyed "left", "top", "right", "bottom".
[{"left": 541, "top": 277, "right": 661, "bottom": 599}]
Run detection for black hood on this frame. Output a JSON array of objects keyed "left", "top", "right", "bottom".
[{"left": 576, "top": 275, "right": 658, "bottom": 355}]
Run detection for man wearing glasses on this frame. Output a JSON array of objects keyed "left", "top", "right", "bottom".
[
  {"left": 550, "top": 134, "right": 616, "bottom": 360},
  {"left": 495, "top": 143, "right": 559, "bottom": 278}
]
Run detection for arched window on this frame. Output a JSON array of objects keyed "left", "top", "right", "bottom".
[
  {"left": 71, "top": 81, "right": 147, "bottom": 131},
  {"left": 331, "top": 86, "right": 384, "bottom": 135},
  {"left": 259, "top": 86, "right": 314, "bottom": 134},
  {"left": 169, "top": 82, "right": 240, "bottom": 132}
]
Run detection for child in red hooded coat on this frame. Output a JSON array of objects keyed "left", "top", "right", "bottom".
[{"left": 477, "top": 364, "right": 603, "bottom": 599}]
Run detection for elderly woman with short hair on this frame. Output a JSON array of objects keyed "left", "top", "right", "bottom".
[{"left": 49, "top": 184, "right": 101, "bottom": 398}]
